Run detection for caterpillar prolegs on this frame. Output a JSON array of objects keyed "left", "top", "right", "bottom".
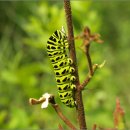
[{"left": 47, "top": 27, "right": 76, "bottom": 107}]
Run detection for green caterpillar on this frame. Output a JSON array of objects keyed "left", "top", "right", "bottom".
[{"left": 47, "top": 27, "right": 76, "bottom": 107}]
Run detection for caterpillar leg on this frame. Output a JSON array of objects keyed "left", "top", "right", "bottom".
[
  {"left": 65, "top": 43, "right": 69, "bottom": 49},
  {"left": 67, "top": 58, "right": 75, "bottom": 73},
  {"left": 70, "top": 76, "right": 76, "bottom": 82},
  {"left": 67, "top": 58, "right": 73, "bottom": 65},
  {"left": 69, "top": 67, "right": 75, "bottom": 73},
  {"left": 70, "top": 84, "right": 76, "bottom": 90}
]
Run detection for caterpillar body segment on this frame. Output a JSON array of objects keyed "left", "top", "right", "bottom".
[
  {"left": 46, "top": 45, "right": 68, "bottom": 52},
  {"left": 54, "top": 66, "right": 75, "bottom": 77},
  {"left": 57, "top": 83, "right": 76, "bottom": 92},
  {"left": 47, "top": 50, "right": 66, "bottom": 58},
  {"left": 48, "top": 31, "right": 68, "bottom": 47},
  {"left": 52, "top": 58, "right": 73, "bottom": 69},
  {"left": 55, "top": 74, "right": 73, "bottom": 84},
  {"left": 59, "top": 90, "right": 73, "bottom": 99},
  {"left": 49, "top": 54, "right": 67, "bottom": 64},
  {"left": 47, "top": 27, "right": 76, "bottom": 108},
  {"left": 47, "top": 37, "right": 68, "bottom": 47},
  {"left": 61, "top": 97, "right": 76, "bottom": 108}
]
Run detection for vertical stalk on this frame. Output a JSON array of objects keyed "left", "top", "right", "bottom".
[
  {"left": 86, "top": 45, "right": 93, "bottom": 76},
  {"left": 63, "top": 0, "right": 87, "bottom": 129}
]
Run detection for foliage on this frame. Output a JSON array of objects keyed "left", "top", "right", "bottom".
[{"left": 0, "top": 1, "right": 130, "bottom": 129}]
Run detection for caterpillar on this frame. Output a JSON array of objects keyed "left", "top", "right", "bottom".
[{"left": 47, "top": 27, "right": 76, "bottom": 108}]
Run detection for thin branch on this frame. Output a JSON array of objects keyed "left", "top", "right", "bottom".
[
  {"left": 85, "top": 44, "right": 93, "bottom": 75},
  {"left": 113, "top": 98, "right": 127, "bottom": 130},
  {"left": 99, "top": 128, "right": 118, "bottom": 130},
  {"left": 79, "top": 27, "right": 104, "bottom": 90},
  {"left": 58, "top": 124, "right": 64, "bottom": 130},
  {"left": 29, "top": 95, "right": 76, "bottom": 130},
  {"left": 79, "top": 64, "right": 98, "bottom": 90},
  {"left": 63, "top": 0, "right": 87, "bottom": 130},
  {"left": 92, "top": 124, "right": 97, "bottom": 130},
  {"left": 29, "top": 97, "right": 45, "bottom": 105},
  {"left": 49, "top": 96, "right": 77, "bottom": 130},
  {"left": 51, "top": 104, "right": 77, "bottom": 130},
  {"left": 80, "top": 60, "right": 106, "bottom": 90}
]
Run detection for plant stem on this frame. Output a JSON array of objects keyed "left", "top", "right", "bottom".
[
  {"left": 86, "top": 44, "right": 93, "bottom": 75},
  {"left": 51, "top": 104, "right": 77, "bottom": 130},
  {"left": 63, "top": 0, "right": 87, "bottom": 129},
  {"left": 80, "top": 64, "right": 98, "bottom": 90},
  {"left": 29, "top": 96, "right": 76, "bottom": 130}
]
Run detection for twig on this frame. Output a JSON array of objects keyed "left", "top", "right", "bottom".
[
  {"left": 79, "top": 27, "right": 104, "bottom": 90},
  {"left": 82, "top": 27, "right": 98, "bottom": 76},
  {"left": 99, "top": 128, "right": 118, "bottom": 130},
  {"left": 63, "top": 0, "right": 87, "bottom": 129},
  {"left": 113, "top": 98, "right": 127, "bottom": 130},
  {"left": 79, "top": 64, "right": 98, "bottom": 90},
  {"left": 49, "top": 95, "right": 77, "bottom": 130},
  {"left": 29, "top": 97, "right": 46, "bottom": 105},
  {"left": 51, "top": 104, "right": 77, "bottom": 130},
  {"left": 85, "top": 44, "right": 93, "bottom": 75},
  {"left": 29, "top": 95, "right": 76, "bottom": 130},
  {"left": 92, "top": 124, "right": 97, "bottom": 130},
  {"left": 80, "top": 60, "right": 105, "bottom": 90},
  {"left": 58, "top": 124, "right": 64, "bottom": 130}
]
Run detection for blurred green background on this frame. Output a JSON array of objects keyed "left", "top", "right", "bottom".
[{"left": 0, "top": 1, "right": 130, "bottom": 129}]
